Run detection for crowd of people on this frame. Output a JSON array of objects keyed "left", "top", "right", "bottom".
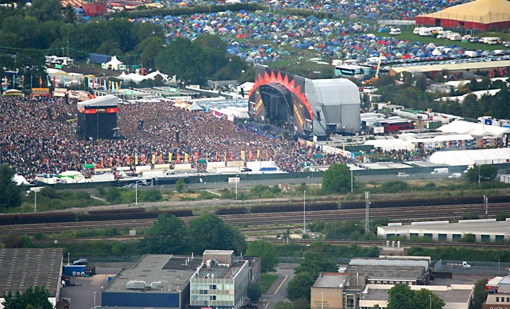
[{"left": 0, "top": 96, "right": 353, "bottom": 180}]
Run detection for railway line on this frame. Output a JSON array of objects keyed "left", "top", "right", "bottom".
[{"left": 3, "top": 202, "right": 506, "bottom": 237}]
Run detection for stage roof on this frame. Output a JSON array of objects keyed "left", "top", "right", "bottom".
[{"left": 77, "top": 95, "right": 118, "bottom": 108}]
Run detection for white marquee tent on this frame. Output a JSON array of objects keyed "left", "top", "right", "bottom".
[
  {"left": 437, "top": 120, "right": 510, "bottom": 137},
  {"left": 429, "top": 148, "right": 510, "bottom": 165},
  {"left": 105, "top": 55, "right": 123, "bottom": 70}
]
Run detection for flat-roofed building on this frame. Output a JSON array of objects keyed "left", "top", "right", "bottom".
[
  {"left": 346, "top": 258, "right": 431, "bottom": 285},
  {"left": 378, "top": 219, "right": 510, "bottom": 242},
  {"left": 0, "top": 248, "right": 63, "bottom": 309},
  {"left": 102, "top": 254, "right": 202, "bottom": 309},
  {"left": 359, "top": 284, "right": 474, "bottom": 309},
  {"left": 311, "top": 272, "right": 366, "bottom": 309},
  {"left": 484, "top": 294, "right": 510, "bottom": 309}
]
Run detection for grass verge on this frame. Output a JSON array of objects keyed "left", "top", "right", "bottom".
[{"left": 259, "top": 273, "right": 279, "bottom": 294}]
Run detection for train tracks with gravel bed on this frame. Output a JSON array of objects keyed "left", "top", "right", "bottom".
[{"left": 5, "top": 203, "right": 507, "bottom": 238}]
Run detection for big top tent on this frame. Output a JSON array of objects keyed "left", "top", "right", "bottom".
[{"left": 415, "top": 0, "right": 510, "bottom": 31}]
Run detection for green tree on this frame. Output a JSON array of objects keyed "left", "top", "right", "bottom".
[
  {"left": 286, "top": 272, "right": 315, "bottom": 301},
  {"left": 175, "top": 178, "right": 185, "bottom": 193},
  {"left": 247, "top": 284, "right": 262, "bottom": 302},
  {"left": 322, "top": 163, "right": 352, "bottom": 193},
  {"left": 273, "top": 302, "right": 294, "bottom": 309},
  {"left": 415, "top": 74, "right": 428, "bottom": 91},
  {"left": 245, "top": 240, "right": 279, "bottom": 272},
  {"left": 2, "top": 286, "right": 53, "bottom": 309},
  {"left": 140, "top": 214, "right": 189, "bottom": 254},
  {"left": 62, "top": 4, "right": 76, "bottom": 24},
  {"left": 387, "top": 283, "right": 415, "bottom": 309},
  {"left": 413, "top": 289, "right": 445, "bottom": 309},
  {"left": 27, "top": 0, "right": 63, "bottom": 22},
  {"left": 294, "top": 251, "right": 337, "bottom": 277},
  {"left": 466, "top": 164, "right": 498, "bottom": 183},
  {"left": 0, "top": 164, "right": 22, "bottom": 210},
  {"left": 15, "top": 48, "right": 46, "bottom": 88},
  {"left": 496, "top": 211, "right": 508, "bottom": 221},
  {"left": 189, "top": 213, "right": 246, "bottom": 254},
  {"left": 292, "top": 298, "right": 309, "bottom": 309},
  {"left": 471, "top": 278, "right": 488, "bottom": 309},
  {"left": 155, "top": 38, "right": 204, "bottom": 85}
]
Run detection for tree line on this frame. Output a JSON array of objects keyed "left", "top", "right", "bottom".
[
  {"left": 373, "top": 74, "right": 510, "bottom": 120},
  {"left": 0, "top": 0, "right": 252, "bottom": 86}
]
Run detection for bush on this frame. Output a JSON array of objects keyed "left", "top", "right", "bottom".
[
  {"left": 140, "top": 189, "right": 163, "bottom": 202},
  {"left": 380, "top": 181, "right": 409, "bottom": 193}
]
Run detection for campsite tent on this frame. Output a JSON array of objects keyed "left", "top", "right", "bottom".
[
  {"left": 415, "top": 0, "right": 510, "bottom": 31},
  {"left": 105, "top": 55, "right": 123, "bottom": 70}
]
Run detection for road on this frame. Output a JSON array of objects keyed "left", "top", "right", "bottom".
[{"left": 260, "top": 263, "right": 298, "bottom": 309}]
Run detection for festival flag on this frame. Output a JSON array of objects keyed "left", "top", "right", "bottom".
[
  {"left": 152, "top": 154, "right": 156, "bottom": 165},
  {"left": 100, "top": 157, "right": 104, "bottom": 167},
  {"left": 265, "top": 150, "right": 269, "bottom": 160},
  {"left": 215, "top": 152, "right": 218, "bottom": 162},
  {"left": 184, "top": 153, "right": 189, "bottom": 163},
  {"left": 117, "top": 155, "right": 121, "bottom": 166},
  {"left": 241, "top": 151, "right": 245, "bottom": 161},
  {"left": 21, "top": 75, "right": 24, "bottom": 87},
  {"left": 126, "top": 155, "right": 131, "bottom": 166},
  {"left": 53, "top": 76, "right": 56, "bottom": 87},
  {"left": 142, "top": 154, "right": 146, "bottom": 165},
  {"left": 224, "top": 152, "right": 227, "bottom": 162},
  {"left": 109, "top": 157, "right": 113, "bottom": 167},
  {"left": 176, "top": 153, "right": 181, "bottom": 163},
  {"left": 230, "top": 151, "right": 234, "bottom": 161},
  {"left": 159, "top": 153, "right": 163, "bottom": 164},
  {"left": 39, "top": 76, "right": 42, "bottom": 87},
  {"left": 135, "top": 155, "right": 139, "bottom": 165},
  {"left": 249, "top": 150, "right": 253, "bottom": 160},
  {"left": 117, "top": 81, "right": 120, "bottom": 92},
  {"left": 108, "top": 80, "right": 111, "bottom": 92},
  {"left": 169, "top": 153, "right": 172, "bottom": 162},
  {"left": 194, "top": 152, "right": 198, "bottom": 162},
  {"left": 257, "top": 149, "right": 260, "bottom": 159}
]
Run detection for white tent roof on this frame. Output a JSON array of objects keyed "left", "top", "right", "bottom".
[
  {"left": 188, "top": 102, "right": 203, "bottom": 111},
  {"left": 77, "top": 95, "right": 118, "bottom": 107},
  {"left": 437, "top": 120, "right": 510, "bottom": 137},
  {"left": 106, "top": 55, "right": 122, "bottom": 66},
  {"left": 429, "top": 148, "right": 510, "bottom": 165},
  {"left": 364, "top": 139, "right": 415, "bottom": 151}
]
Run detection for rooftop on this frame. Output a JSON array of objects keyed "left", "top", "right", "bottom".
[
  {"left": 313, "top": 273, "right": 349, "bottom": 288},
  {"left": 378, "top": 219, "right": 510, "bottom": 235},
  {"left": 195, "top": 260, "right": 247, "bottom": 280},
  {"left": 362, "top": 284, "right": 473, "bottom": 303},
  {"left": 104, "top": 254, "right": 202, "bottom": 294},
  {"left": 0, "top": 248, "right": 63, "bottom": 297}
]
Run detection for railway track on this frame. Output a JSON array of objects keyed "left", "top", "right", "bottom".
[{"left": 3, "top": 203, "right": 507, "bottom": 237}]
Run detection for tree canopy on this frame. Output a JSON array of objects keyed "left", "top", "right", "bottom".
[
  {"left": 465, "top": 164, "right": 498, "bottom": 183},
  {"left": 140, "top": 214, "right": 189, "bottom": 254},
  {"left": 321, "top": 163, "right": 352, "bottom": 193},
  {"left": 188, "top": 212, "right": 246, "bottom": 254},
  {"left": 245, "top": 240, "right": 280, "bottom": 272},
  {"left": 0, "top": 164, "right": 22, "bottom": 210},
  {"left": 2, "top": 286, "right": 53, "bottom": 309},
  {"left": 387, "top": 284, "right": 444, "bottom": 309}
]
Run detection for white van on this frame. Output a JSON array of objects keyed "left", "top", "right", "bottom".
[
  {"left": 431, "top": 168, "right": 449, "bottom": 174},
  {"left": 389, "top": 28, "right": 401, "bottom": 35},
  {"left": 486, "top": 37, "right": 501, "bottom": 45},
  {"left": 419, "top": 28, "right": 432, "bottom": 36},
  {"left": 449, "top": 33, "right": 461, "bottom": 41},
  {"left": 449, "top": 173, "right": 462, "bottom": 179},
  {"left": 413, "top": 27, "right": 423, "bottom": 34}
]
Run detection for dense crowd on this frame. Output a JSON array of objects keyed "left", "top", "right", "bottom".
[{"left": 0, "top": 96, "right": 352, "bottom": 180}]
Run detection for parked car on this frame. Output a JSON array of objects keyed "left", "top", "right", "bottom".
[
  {"left": 73, "top": 258, "right": 88, "bottom": 265},
  {"left": 246, "top": 304, "right": 258, "bottom": 309},
  {"left": 397, "top": 172, "right": 409, "bottom": 177},
  {"left": 469, "top": 37, "right": 480, "bottom": 43}
]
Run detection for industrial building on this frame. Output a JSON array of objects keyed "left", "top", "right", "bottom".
[
  {"left": 0, "top": 248, "right": 63, "bottom": 309},
  {"left": 102, "top": 251, "right": 260, "bottom": 309},
  {"left": 345, "top": 258, "right": 431, "bottom": 285},
  {"left": 359, "top": 284, "right": 474, "bottom": 309},
  {"left": 311, "top": 272, "right": 366, "bottom": 309},
  {"left": 377, "top": 219, "right": 510, "bottom": 242},
  {"left": 248, "top": 65, "right": 360, "bottom": 138}
]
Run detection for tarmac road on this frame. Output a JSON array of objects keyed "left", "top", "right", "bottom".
[{"left": 259, "top": 263, "right": 298, "bottom": 309}]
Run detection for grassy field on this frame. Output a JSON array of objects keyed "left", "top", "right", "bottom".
[{"left": 259, "top": 273, "right": 279, "bottom": 293}]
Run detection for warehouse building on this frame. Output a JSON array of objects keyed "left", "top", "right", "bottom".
[
  {"left": 377, "top": 219, "right": 510, "bottom": 242},
  {"left": 359, "top": 284, "right": 474, "bottom": 309},
  {"left": 102, "top": 254, "right": 202, "bottom": 309},
  {"left": 310, "top": 272, "right": 366, "bottom": 309},
  {"left": 345, "top": 258, "right": 431, "bottom": 285},
  {"left": 0, "top": 248, "right": 63, "bottom": 309}
]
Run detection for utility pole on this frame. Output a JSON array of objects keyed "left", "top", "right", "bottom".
[
  {"left": 365, "top": 191, "right": 370, "bottom": 234},
  {"left": 484, "top": 195, "right": 489, "bottom": 219},
  {"left": 303, "top": 190, "right": 306, "bottom": 234},
  {"left": 351, "top": 169, "right": 354, "bottom": 193}
]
